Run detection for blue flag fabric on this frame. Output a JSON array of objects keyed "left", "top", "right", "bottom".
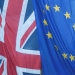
[{"left": 33, "top": 0, "right": 75, "bottom": 75}]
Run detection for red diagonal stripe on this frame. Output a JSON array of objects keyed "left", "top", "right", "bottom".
[{"left": 20, "top": 20, "right": 36, "bottom": 47}]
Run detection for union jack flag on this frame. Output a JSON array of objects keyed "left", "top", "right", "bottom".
[{"left": 0, "top": 0, "right": 41, "bottom": 75}]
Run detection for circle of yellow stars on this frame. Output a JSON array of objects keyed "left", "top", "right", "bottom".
[{"left": 42, "top": 4, "right": 75, "bottom": 62}]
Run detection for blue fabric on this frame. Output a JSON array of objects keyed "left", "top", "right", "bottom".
[
  {"left": 23, "top": 30, "right": 39, "bottom": 50},
  {"left": 33, "top": 0, "right": 75, "bottom": 75},
  {"left": 24, "top": 0, "right": 33, "bottom": 22},
  {"left": 0, "top": 59, "right": 2, "bottom": 63},
  {"left": 23, "top": 72, "right": 40, "bottom": 75},
  {"left": 0, "top": 0, "right": 4, "bottom": 12}
]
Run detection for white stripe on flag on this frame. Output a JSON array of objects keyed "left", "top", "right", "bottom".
[{"left": 16, "top": 66, "right": 41, "bottom": 75}]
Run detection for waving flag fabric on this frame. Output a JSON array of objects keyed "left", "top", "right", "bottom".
[
  {"left": 33, "top": 0, "right": 75, "bottom": 75},
  {"left": 0, "top": 0, "right": 41, "bottom": 75}
]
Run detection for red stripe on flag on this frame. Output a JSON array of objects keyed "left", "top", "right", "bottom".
[
  {"left": 20, "top": 20, "right": 36, "bottom": 47},
  {"left": 16, "top": 53, "right": 41, "bottom": 69},
  {"left": 0, "top": 42, "right": 41, "bottom": 70},
  {"left": 2, "top": 44, "right": 41, "bottom": 70},
  {"left": 0, "top": 42, "right": 6, "bottom": 57},
  {"left": 4, "top": 0, "right": 23, "bottom": 50},
  {"left": 4, "top": 0, "right": 23, "bottom": 75}
]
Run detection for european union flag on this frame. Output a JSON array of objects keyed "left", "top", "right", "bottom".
[{"left": 33, "top": 0, "right": 75, "bottom": 75}]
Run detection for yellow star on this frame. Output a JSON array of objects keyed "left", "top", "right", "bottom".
[
  {"left": 62, "top": 53, "right": 67, "bottom": 59},
  {"left": 46, "top": 32, "right": 52, "bottom": 39},
  {"left": 45, "top": 4, "right": 50, "bottom": 11},
  {"left": 69, "top": 54, "right": 75, "bottom": 61},
  {"left": 53, "top": 5, "right": 60, "bottom": 12},
  {"left": 64, "top": 11, "right": 70, "bottom": 19},
  {"left": 43, "top": 19, "right": 48, "bottom": 26},
  {"left": 54, "top": 45, "right": 58, "bottom": 51},
  {"left": 73, "top": 23, "right": 75, "bottom": 30}
]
